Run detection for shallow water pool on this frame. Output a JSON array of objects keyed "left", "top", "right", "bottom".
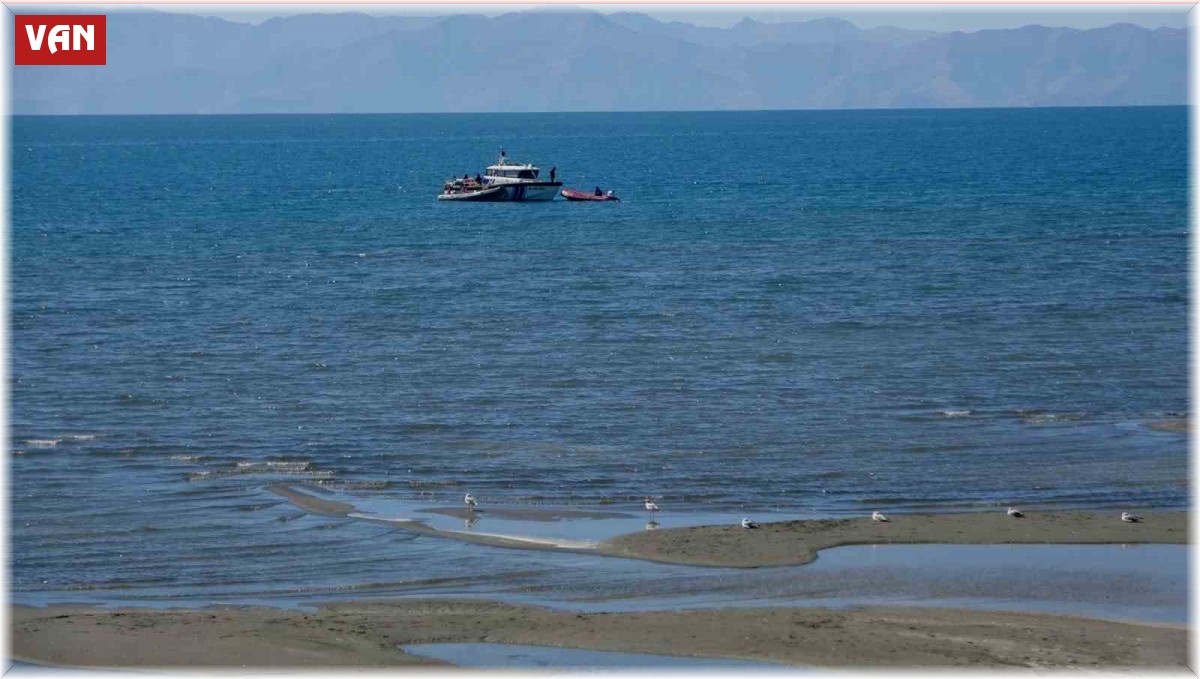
[{"left": 401, "top": 643, "right": 790, "bottom": 670}]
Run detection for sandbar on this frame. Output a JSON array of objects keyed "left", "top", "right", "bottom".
[
  {"left": 268, "top": 483, "right": 1188, "bottom": 568},
  {"left": 419, "top": 506, "right": 632, "bottom": 521},
  {"left": 602, "top": 510, "right": 1188, "bottom": 567},
  {"left": 265, "top": 483, "right": 356, "bottom": 517},
  {"left": 10, "top": 600, "right": 1187, "bottom": 669},
  {"left": 347, "top": 512, "right": 596, "bottom": 550},
  {"left": 268, "top": 484, "right": 600, "bottom": 552},
  {"left": 1147, "top": 418, "right": 1189, "bottom": 434}
]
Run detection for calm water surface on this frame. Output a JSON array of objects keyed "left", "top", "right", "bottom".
[{"left": 10, "top": 107, "right": 1188, "bottom": 605}]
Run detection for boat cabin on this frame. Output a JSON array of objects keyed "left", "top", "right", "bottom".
[
  {"left": 485, "top": 164, "right": 540, "bottom": 179},
  {"left": 484, "top": 150, "right": 542, "bottom": 180}
]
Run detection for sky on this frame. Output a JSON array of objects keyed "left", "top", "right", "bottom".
[{"left": 79, "top": 2, "right": 1191, "bottom": 32}]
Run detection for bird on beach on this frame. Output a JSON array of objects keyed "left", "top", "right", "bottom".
[
  {"left": 464, "top": 493, "right": 477, "bottom": 512},
  {"left": 1121, "top": 512, "right": 1142, "bottom": 523},
  {"left": 871, "top": 511, "right": 889, "bottom": 522},
  {"left": 741, "top": 518, "right": 760, "bottom": 529},
  {"left": 1007, "top": 507, "right": 1024, "bottom": 518},
  {"left": 644, "top": 497, "right": 659, "bottom": 519}
]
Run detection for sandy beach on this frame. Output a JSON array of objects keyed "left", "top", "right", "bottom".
[
  {"left": 10, "top": 600, "right": 1188, "bottom": 669},
  {"left": 157, "top": 484, "right": 1192, "bottom": 670}
]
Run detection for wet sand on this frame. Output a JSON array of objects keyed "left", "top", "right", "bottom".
[
  {"left": 10, "top": 600, "right": 1187, "bottom": 669},
  {"left": 1147, "top": 418, "right": 1189, "bottom": 434},
  {"left": 269, "top": 484, "right": 1187, "bottom": 568},
  {"left": 23, "top": 491, "right": 1189, "bottom": 669},
  {"left": 269, "top": 483, "right": 600, "bottom": 552},
  {"left": 267, "top": 483, "right": 623, "bottom": 524},
  {"left": 602, "top": 511, "right": 1188, "bottom": 567},
  {"left": 348, "top": 512, "right": 598, "bottom": 550},
  {"left": 419, "top": 506, "right": 633, "bottom": 521},
  {"left": 265, "top": 483, "right": 357, "bottom": 517}
]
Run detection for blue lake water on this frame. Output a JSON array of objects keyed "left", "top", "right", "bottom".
[{"left": 10, "top": 107, "right": 1188, "bottom": 608}]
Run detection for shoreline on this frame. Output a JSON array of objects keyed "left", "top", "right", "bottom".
[
  {"left": 11, "top": 600, "right": 1187, "bottom": 669},
  {"left": 269, "top": 483, "right": 1188, "bottom": 568}
]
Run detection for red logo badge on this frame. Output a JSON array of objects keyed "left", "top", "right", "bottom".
[{"left": 15, "top": 15, "right": 106, "bottom": 65}]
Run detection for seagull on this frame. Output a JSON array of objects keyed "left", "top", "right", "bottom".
[
  {"left": 644, "top": 497, "right": 659, "bottom": 518},
  {"left": 1007, "top": 507, "right": 1023, "bottom": 518},
  {"left": 1121, "top": 512, "right": 1142, "bottom": 523},
  {"left": 741, "top": 518, "right": 760, "bottom": 529},
  {"left": 464, "top": 493, "right": 477, "bottom": 511},
  {"left": 871, "top": 511, "right": 889, "bottom": 522}
]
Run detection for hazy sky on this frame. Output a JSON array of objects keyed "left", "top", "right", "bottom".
[{"left": 87, "top": 2, "right": 1190, "bottom": 32}]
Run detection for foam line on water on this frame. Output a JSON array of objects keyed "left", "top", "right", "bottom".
[
  {"left": 347, "top": 512, "right": 419, "bottom": 524},
  {"left": 439, "top": 529, "right": 597, "bottom": 550},
  {"left": 346, "top": 512, "right": 597, "bottom": 550}
]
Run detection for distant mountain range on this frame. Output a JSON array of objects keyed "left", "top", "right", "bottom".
[{"left": 12, "top": 9, "right": 1187, "bottom": 114}]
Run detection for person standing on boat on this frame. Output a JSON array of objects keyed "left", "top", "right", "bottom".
[
  {"left": 549, "top": 166, "right": 557, "bottom": 183},
  {"left": 594, "top": 186, "right": 602, "bottom": 196}
]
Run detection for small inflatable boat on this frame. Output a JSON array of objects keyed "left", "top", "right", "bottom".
[{"left": 561, "top": 188, "right": 619, "bottom": 202}]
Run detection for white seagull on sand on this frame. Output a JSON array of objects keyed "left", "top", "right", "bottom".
[
  {"left": 1121, "top": 512, "right": 1142, "bottom": 523},
  {"left": 464, "top": 493, "right": 477, "bottom": 510},
  {"left": 871, "top": 511, "right": 889, "bottom": 522},
  {"left": 1006, "top": 507, "right": 1023, "bottom": 518},
  {"left": 741, "top": 518, "right": 760, "bottom": 529}
]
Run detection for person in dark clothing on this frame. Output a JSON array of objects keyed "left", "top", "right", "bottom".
[
  {"left": 475, "top": 174, "right": 482, "bottom": 183},
  {"left": 594, "top": 186, "right": 602, "bottom": 196},
  {"left": 549, "top": 167, "right": 557, "bottom": 183}
]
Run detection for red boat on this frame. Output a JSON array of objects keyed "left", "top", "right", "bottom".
[{"left": 561, "top": 188, "right": 619, "bottom": 202}]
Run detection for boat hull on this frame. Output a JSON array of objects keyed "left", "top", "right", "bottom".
[
  {"left": 490, "top": 182, "right": 561, "bottom": 202},
  {"left": 437, "top": 186, "right": 508, "bottom": 201}
]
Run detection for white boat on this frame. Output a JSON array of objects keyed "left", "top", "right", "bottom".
[
  {"left": 437, "top": 174, "right": 508, "bottom": 201},
  {"left": 437, "top": 186, "right": 508, "bottom": 201},
  {"left": 481, "top": 149, "right": 561, "bottom": 201},
  {"left": 438, "top": 179, "right": 507, "bottom": 201}
]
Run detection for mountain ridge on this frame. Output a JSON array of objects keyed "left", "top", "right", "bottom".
[{"left": 12, "top": 10, "right": 1186, "bottom": 114}]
